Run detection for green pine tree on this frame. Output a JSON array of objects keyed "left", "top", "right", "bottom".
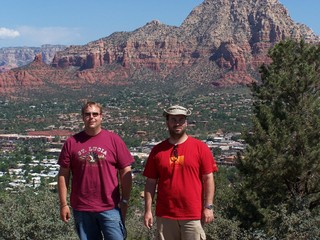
[{"left": 235, "top": 40, "right": 320, "bottom": 238}]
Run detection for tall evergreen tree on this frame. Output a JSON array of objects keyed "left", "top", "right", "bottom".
[{"left": 235, "top": 40, "right": 320, "bottom": 238}]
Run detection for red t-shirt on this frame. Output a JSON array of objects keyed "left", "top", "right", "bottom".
[
  {"left": 143, "top": 136, "right": 218, "bottom": 220},
  {"left": 58, "top": 129, "right": 134, "bottom": 212}
]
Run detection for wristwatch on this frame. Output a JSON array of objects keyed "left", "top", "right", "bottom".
[
  {"left": 204, "top": 204, "right": 214, "bottom": 210},
  {"left": 121, "top": 199, "right": 129, "bottom": 205}
]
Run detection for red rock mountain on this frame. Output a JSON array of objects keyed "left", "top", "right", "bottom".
[{"left": 0, "top": 0, "right": 319, "bottom": 95}]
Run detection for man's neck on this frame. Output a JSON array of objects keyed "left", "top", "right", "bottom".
[
  {"left": 85, "top": 128, "right": 102, "bottom": 136},
  {"left": 169, "top": 133, "right": 188, "bottom": 145}
]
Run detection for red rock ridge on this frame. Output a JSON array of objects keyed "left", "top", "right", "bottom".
[{"left": 0, "top": 0, "right": 319, "bottom": 95}]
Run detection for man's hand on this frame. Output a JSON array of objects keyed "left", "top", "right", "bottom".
[
  {"left": 60, "top": 205, "right": 71, "bottom": 223},
  {"left": 202, "top": 208, "right": 214, "bottom": 224},
  {"left": 144, "top": 211, "right": 153, "bottom": 229}
]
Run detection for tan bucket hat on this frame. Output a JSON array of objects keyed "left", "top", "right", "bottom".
[{"left": 163, "top": 105, "right": 192, "bottom": 117}]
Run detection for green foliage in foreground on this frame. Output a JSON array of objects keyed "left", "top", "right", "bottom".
[
  {"left": 0, "top": 167, "right": 246, "bottom": 240},
  {"left": 0, "top": 189, "right": 76, "bottom": 240}
]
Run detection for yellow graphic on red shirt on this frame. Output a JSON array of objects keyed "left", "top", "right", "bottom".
[{"left": 170, "top": 155, "right": 184, "bottom": 166}]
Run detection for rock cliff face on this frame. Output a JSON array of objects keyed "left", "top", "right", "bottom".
[
  {"left": 0, "top": 45, "right": 66, "bottom": 72},
  {"left": 0, "top": 0, "right": 319, "bottom": 95}
]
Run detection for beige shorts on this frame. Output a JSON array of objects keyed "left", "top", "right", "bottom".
[{"left": 156, "top": 217, "right": 206, "bottom": 240}]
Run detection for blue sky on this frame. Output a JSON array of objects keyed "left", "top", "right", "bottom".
[{"left": 0, "top": 0, "right": 319, "bottom": 48}]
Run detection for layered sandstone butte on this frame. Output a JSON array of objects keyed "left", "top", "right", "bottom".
[{"left": 0, "top": 0, "right": 319, "bottom": 95}]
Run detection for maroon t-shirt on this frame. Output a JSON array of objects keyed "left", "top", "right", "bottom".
[{"left": 58, "top": 129, "right": 134, "bottom": 212}]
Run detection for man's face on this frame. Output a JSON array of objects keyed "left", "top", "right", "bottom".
[
  {"left": 82, "top": 105, "right": 102, "bottom": 131},
  {"left": 166, "top": 115, "right": 187, "bottom": 138}
]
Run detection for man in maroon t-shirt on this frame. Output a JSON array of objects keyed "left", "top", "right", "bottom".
[
  {"left": 58, "top": 101, "right": 134, "bottom": 240},
  {"left": 143, "top": 105, "right": 218, "bottom": 240}
]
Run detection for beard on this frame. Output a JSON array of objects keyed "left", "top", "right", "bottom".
[{"left": 168, "top": 126, "right": 187, "bottom": 139}]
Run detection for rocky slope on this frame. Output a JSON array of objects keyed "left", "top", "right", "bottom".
[{"left": 0, "top": 0, "right": 319, "bottom": 96}]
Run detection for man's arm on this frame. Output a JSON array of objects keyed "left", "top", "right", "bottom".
[
  {"left": 144, "top": 178, "right": 157, "bottom": 229},
  {"left": 202, "top": 172, "right": 215, "bottom": 224},
  {"left": 58, "top": 167, "right": 71, "bottom": 223},
  {"left": 119, "top": 165, "right": 133, "bottom": 222}
]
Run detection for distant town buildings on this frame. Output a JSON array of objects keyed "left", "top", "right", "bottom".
[{"left": 0, "top": 128, "right": 245, "bottom": 192}]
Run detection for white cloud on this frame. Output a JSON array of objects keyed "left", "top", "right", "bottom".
[
  {"left": 0, "top": 27, "right": 20, "bottom": 39},
  {"left": 0, "top": 25, "right": 88, "bottom": 47}
]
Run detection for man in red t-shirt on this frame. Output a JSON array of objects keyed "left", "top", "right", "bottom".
[
  {"left": 58, "top": 101, "right": 134, "bottom": 240},
  {"left": 143, "top": 105, "right": 218, "bottom": 240}
]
